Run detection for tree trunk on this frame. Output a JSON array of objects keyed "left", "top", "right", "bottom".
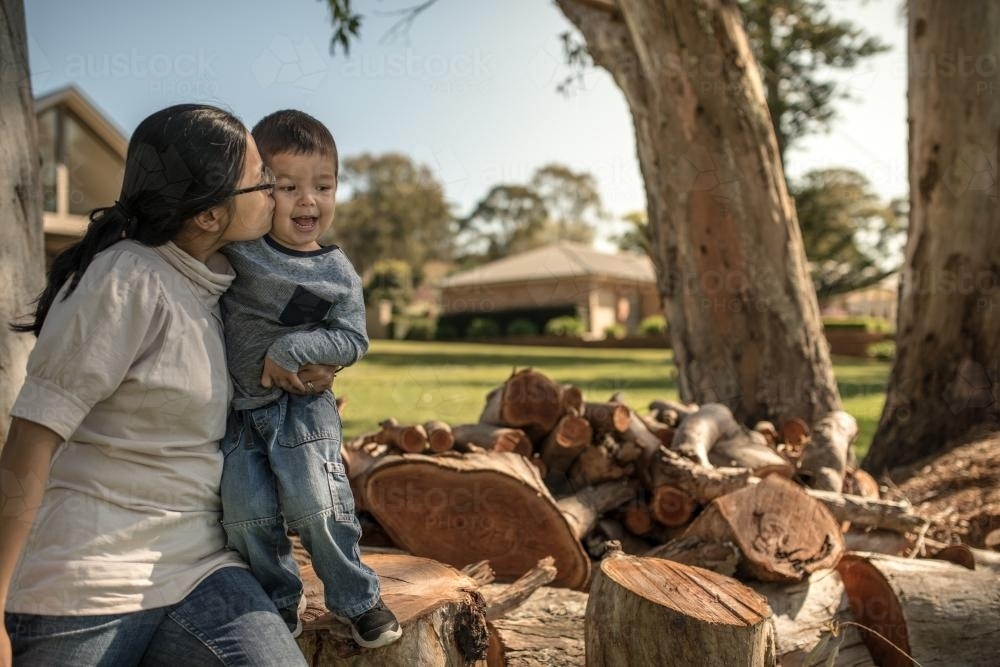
[
  {"left": 838, "top": 553, "right": 1000, "bottom": 667},
  {"left": 865, "top": 0, "right": 1000, "bottom": 472},
  {"left": 555, "top": 0, "right": 841, "bottom": 426},
  {"left": 585, "top": 546, "right": 777, "bottom": 666},
  {"left": 0, "top": 0, "right": 44, "bottom": 444}
]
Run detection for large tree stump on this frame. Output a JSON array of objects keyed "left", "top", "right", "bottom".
[
  {"left": 751, "top": 571, "right": 874, "bottom": 666},
  {"left": 296, "top": 552, "right": 488, "bottom": 665},
  {"left": 838, "top": 553, "right": 1000, "bottom": 667},
  {"left": 363, "top": 451, "right": 592, "bottom": 589},
  {"left": 586, "top": 546, "right": 776, "bottom": 666},
  {"left": 682, "top": 475, "right": 844, "bottom": 582}
]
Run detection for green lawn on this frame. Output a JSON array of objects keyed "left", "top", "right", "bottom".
[{"left": 335, "top": 340, "right": 889, "bottom": 459}]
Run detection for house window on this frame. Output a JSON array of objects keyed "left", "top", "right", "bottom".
[
  {"left": 64, "top": 110, "right": 122, "bottom": 215},
  {"left": 38, "top": 105, "right": 123, "bottom": 217}
]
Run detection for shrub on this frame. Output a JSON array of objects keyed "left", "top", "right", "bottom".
[
  {"left": 506, "top": 319, "right": 539, "bottom": 337},
  {"left": 544, "top": 316, "right": 585, "bottom": 337},
  {"left": 435, "top": 322, "right": 459, "bottom": 340},
  {"left": 404, "top": 317, "right": 436, "bottom": 341},
  {"left": 868, "top": 340, "right": 896, "bottom": 361},
  {"left": 639, "top": 314, "right": 667, "bottom": 337},
  {"left": 604, "top": 323, "right": 627, "bottom": 340},
  {"left": 467, "top": 317, "right": 501, "bottom": 338},
  {"left": 822, "top": 316, "right": 893, "bottom": 333}
]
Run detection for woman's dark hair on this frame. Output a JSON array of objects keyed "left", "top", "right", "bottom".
[{"left": 12, "top": 104, "right": 248, "bottom": 336}]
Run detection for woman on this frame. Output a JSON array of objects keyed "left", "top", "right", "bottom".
[{"left": 1, "top": 104, "right": 334, "bottom": 666}]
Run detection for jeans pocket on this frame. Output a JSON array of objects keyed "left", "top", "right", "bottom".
[
  {"left": 325, "top": 460, "right": 355, "bottom": 523},
  {"left": 220, "top": 411, "right": 245, "bottom": 457},
  {"left": 279, "top": 394, "right": 341, "bottom": 448}
]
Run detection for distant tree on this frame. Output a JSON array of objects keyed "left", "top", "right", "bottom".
[
  {"left": 740, "top": 0, "right": 890, "bottom": 165},
  {"left": 613, "top": 210, "right": 651, "bottom": 255},
  {"left": 327, "top": 152, "right": 453, "bottom": 276},
  {"left": 792, "top": 168, "right": 906, "bottom": 300},
  {"left": 457, "top": 184, "right": 548, "bottom": 261},
  {"left": 364, "top": 259, "right": 414, "bottom": 312},
  {"left": 530, "top": 163, "right": 602, "bottom": 244}
]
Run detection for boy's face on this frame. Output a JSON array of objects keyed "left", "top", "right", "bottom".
[{"left": 266, "top": 151, "right": 337, "bottom": 252}]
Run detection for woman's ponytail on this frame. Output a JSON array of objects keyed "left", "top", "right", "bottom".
[
  {"left": 9, "top": 103, "right": 247, "bottom": 337},
  {"left": 10, "top": 203, "right": 135, "bottom": 336}
]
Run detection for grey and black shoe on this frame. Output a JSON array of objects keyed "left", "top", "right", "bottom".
[{"left": 348, "top": 599, "right": 401, "bottom": 648}]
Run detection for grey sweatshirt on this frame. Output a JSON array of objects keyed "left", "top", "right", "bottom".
[{"left": 220, "top": 235, "right": 369, "bottom": 410}]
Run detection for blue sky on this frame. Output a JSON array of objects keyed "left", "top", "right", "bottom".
[{"left": 25, "top": 0, "right": 907, "bottom": 247}]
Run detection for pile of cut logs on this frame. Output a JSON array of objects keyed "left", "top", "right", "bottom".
[{"left": 320, "top": 368, "right": 999, "bottom": 666}]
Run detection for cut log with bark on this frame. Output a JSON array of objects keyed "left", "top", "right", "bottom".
[
  {"left": 649, "top": 399, "right": 699, "bottom": 423},
  {"left": 670, "top": 403, "right": 742, "bottom": 466},
  {"left": 682, "top": 475, "right": 844, "bottom": 582},
  {"left": 555, "top": 480, "right": 636, "bottom": 544},
  {"left": 482, "top": 557, "right": 557, "bottom": 622},
  {"left": 583, "top": 401, "right": 631, "bottom": 436},
  {"left": 374, "top": 418, "right": 428, "bottom": 454},
  {"left": 479, "top": 368, "right": 566, "bottom": 440},
  {"left": 930, "top": 543, "right": 1000, "bottom": 576},
  {"left": 568, "top": 437, "right": 632, "bottom": 488},
  {"left": 751, "top": 570, "right": 873, "bottom": 667},
  {"left": 592, "top": 518, "right": 655, "bottom": 556},
  {"left": 649, "top": 447, "right": 754, "bottom": 504},
  {"left": 539, "top": 413, "right": 593, "bottom": 474},
  {"left": 843, "top": 467, "right": 880, "bottom": 499},
  {"left": 838, "top": 553, "right": 1000, "bottom": 667},
  {"left": 560, "top": 384, "right": 584, "bottom": 415},
  {"left": 804, "top": 489, "right": 928, "bottom": 535},
  {"left": 452, "top": 424, "right": 532, "bottom": 457},
  {"left": 423, "top": 420, "right": 454, "bottom": 453},
  {"left": 484, "top": 584, "right": 587, "bottom": 667},
  {"left": 586, "top": 545, "right": 777, "bottom": 666},
  {"left": 709, "top": 430, "right": 795, "bottom": 478},
  {"left": 296, "top": 551, "right": 488, "bottom": 665},
  {"left": 649, "top": 486, "right": 696, "bottom": 527},
  {"left": 646, "top": 536, "right": 741, "bottom": 578},
  {"left": 363, "top": 451, "right": 592, "bottom": 589},
  {"left": 798, "top": 411, "right": 857, "bottom": 492},
  {"left": 842, "top": 529, "right": 910, "bottom": 556}
]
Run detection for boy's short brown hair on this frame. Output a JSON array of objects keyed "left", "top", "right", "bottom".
[{"left": 251, "top": 110, "right": 339, "bottom": 177}]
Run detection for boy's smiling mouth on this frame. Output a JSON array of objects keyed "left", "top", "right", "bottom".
[{"left": 292, "top": 216, "right": 318, "bottom": 232}]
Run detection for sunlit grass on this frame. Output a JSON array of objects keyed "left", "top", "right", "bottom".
[{"left": 335, "top": 340, "right": 889, "bottom": 459}]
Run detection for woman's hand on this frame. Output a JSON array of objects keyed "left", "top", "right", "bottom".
[
  {"left": 260, "top": 356, "right": 307, "bottom": 393},
  {"left": 294, "top": 364, "right": 341, "bottom": 394}
]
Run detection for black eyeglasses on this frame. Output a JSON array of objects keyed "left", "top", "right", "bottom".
[{"left": 228, "top": 165, "right": 275, "bottom": 197}]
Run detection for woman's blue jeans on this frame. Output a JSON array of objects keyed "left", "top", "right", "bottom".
[{"left": 4, "top": 567, "right": 307, "bottom": 666}]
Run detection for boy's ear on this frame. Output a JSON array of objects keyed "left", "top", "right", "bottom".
[{"left": 192, "top": 205, "right": 227, "bottom": 233}]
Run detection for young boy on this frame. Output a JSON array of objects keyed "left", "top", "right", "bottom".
[{"left": 218, "top": 110, "right": 401, "bottom": 648}]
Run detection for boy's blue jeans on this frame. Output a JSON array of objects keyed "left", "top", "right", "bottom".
[{"left": 219, "top": 391, "right": 380, "bottom": 623}]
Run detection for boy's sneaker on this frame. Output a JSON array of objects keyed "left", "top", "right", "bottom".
[{"left": 347, "top": 599, "right": 401, "bottom": 648}]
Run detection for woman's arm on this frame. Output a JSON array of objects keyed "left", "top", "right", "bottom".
[{"left": 0, "top": 418, "right": 63, "bottom": 616}]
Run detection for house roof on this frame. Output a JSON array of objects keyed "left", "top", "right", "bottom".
[
  {"left": 35, "top": 85, "right": 128, "bottom": 159},
  {"left": 440, "top": 241, "right": 656, "bottom": 288}
]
